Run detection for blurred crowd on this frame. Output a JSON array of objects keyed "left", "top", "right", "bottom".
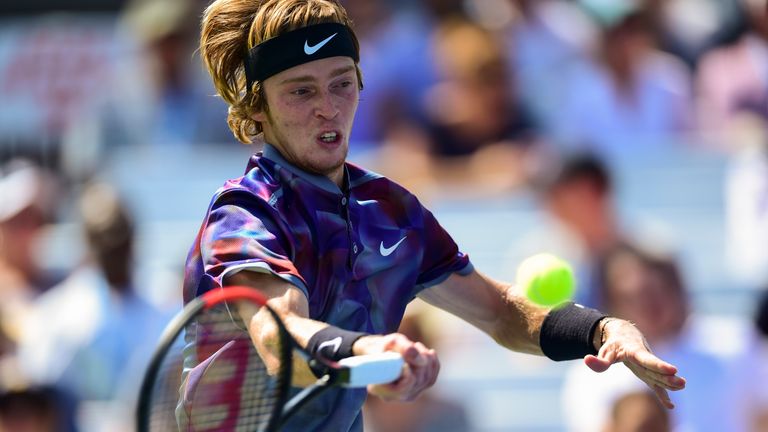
[{"left": 1, "top": 0, "right": 768, "bottom": 430}]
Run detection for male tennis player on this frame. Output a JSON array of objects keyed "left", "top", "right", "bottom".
[{"left": 183, "top": 0, "right": 685, "bottom": 430}]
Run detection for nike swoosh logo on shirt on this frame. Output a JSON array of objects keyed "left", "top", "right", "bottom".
[
  {"left": 380, "top": 236, "right": 407, "bottom": 257},
  {"left": 318, "top": 336, "right": 342, "bottom": 355},
  {"left": 304, "top": 33, "right": 338, "bottom": 55}
]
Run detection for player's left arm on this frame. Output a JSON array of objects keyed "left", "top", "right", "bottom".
[
  {"left": 418, "top": 268, "right": 686, "bottom": 408},
  {"left": 418, "top": 268, "right": 547, "bottom": 355}
]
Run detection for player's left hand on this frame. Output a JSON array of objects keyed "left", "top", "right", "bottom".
[{"left": 583, "top": 319, "right": 686, "bottom": 409}]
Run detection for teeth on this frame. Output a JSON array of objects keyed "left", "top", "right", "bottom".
[{"left": 320, "top": 132, "right": 337, "bottom": 142}]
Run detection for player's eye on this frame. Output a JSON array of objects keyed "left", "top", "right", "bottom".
[
  {"left": 332, "top": 79, "right": 354, "bottom": 90},
  {"left": 291, "top": 87, "right": 311, "bottom": 96}
]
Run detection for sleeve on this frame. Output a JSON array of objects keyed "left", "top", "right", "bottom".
[
  {"left": 414, "top": 202, "right": 473, "bottom": 292},
  {"left": 199, "top": 189, "right": 310, "bottom": 298}
]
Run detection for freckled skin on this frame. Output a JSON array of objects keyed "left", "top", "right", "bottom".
[{"left": 254, "top": 56, "right": 359, "bottom": 186}]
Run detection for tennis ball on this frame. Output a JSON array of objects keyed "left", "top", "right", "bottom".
[{"left": 516, "top": 253, "right": 576, "bottom": 307}]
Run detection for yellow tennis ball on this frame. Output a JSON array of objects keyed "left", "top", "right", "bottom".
[{"left": 516, "top": 253, "right": 576, "bottom": 307}]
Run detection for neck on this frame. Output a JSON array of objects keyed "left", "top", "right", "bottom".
[{"left": 328, "top": 167, "right": 345, "bottom": 188}]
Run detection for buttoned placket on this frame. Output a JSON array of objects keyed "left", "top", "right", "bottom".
[{"left": 341, "top": 194, "right": 358, "bottom": 269}]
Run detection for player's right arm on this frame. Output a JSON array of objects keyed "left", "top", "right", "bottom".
[
  {"left": 228, "top": 270, "right": 325, "bottom": 387},
  {"left": 227, "top": 270, "right": 438, "bottom": 400}
]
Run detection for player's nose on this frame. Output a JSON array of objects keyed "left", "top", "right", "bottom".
[{"left": 314, "top": 91, "right": 339, "bottom": 120}]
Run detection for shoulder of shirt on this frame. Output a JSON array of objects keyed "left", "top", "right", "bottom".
[
  {"left": 209, "top": 156, "right": 280, "bottom": 207},
  {"left": 346, "top": 161, "right": 415, "bottom": 197},
  {"left": 346, "top": 161, "right": 383, "bottom": 187}
]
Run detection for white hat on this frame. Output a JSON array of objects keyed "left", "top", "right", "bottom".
[{"left": 0, "top": 160, "right": 55, "bottom": 223}]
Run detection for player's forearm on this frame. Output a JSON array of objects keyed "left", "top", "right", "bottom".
[
  {"left": 228, "top": 271, "right": 326, "bottom": 386},
  {"left": 244, "top": 305, "right": 327, "bottom": 387},
  {"left": 419, "top": 270, "right": 548, "bottom": 355},
  {"left": 492, "top": 285, "right": 549, "bottom": 355}
]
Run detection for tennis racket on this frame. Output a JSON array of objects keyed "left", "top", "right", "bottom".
[{"left": 137, "top": 286, "right": 404, "bottom": 432}]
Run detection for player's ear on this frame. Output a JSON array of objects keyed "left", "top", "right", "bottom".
[{"left": 252, "top": 110, "right": 268, "bottom": 122}]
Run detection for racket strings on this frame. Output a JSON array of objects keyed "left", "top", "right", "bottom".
[{"left": 145, "top": 308, "right": 289, "bottom": 432}]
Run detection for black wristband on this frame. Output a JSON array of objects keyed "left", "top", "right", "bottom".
[
  {"left": 539, "top": 302, "right": 607, "bottom": 361},
  {"left": 306, "top": 327, "right": 367, "bottom": 361}
]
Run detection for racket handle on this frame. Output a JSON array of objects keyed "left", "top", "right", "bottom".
[{"left": 338, "top": 352, "right": 404, "bottom": 387}]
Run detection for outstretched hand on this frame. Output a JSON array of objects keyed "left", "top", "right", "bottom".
[
  {"left": 584, "top": 319, "right": 686, "bottom": 409},
  {"left": 352, "top": 333, "right": 439, "bottom": 402}
]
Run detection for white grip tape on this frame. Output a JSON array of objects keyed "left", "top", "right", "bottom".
[{"left": 338, "top": 352, "right": 404, "bottom": 388}]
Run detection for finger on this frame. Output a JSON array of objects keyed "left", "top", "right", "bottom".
[
  {"left": 373, "top": 366, "right": 416, "bottom": 401},
  {"left": 426, "top": 349, "right": 440, "bottom": 387},
  {"left": 628, "top": 349, "right": 678, "bottom": 375},
  {"left": 409, "top": 342, "right": 430, "bottom": 367},
  {"left": 403, "top": 345, "right": 426, "bottom": 366},
  {"left": 584, "top": 344, "right": 618, "bottom": 372},
  {"left": 384, "top": 337, "right": 423, "bottom": 369},
  {"left": 388, "top": 362, "right": 415, "bottom": 391},
  {"left": 598, "top": 342, "right": 618, "bottom": 362},
  {"left": 646, "top": 372, "right": 686, "bottom": 391},
  {"left": 646, "top": 372, "right": 685, "bottom": 391},
  {"left": 584, "top": 354, "right": 611, "bottom": 373},
  {"left": 621, "top": 364, "right": 675, "bottom": 409},
  {"left": 413, "top": 349, "right": 439, "bottom": 391},
  {"left": 651, "top": 384, "right": 675, "bottom": 410},
  {"left": 624, "top": 362, "right": 686, "bottom": 393},
  {"left": 624, "top": 354, "right": 685, "bottom": 391}
]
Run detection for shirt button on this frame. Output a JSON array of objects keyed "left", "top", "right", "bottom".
[
  {"left": 341, "top": 197, "right": 347, "bottom": 206},
  {"left": 353, "top": 243, "right": 358, "bottom": 254}
]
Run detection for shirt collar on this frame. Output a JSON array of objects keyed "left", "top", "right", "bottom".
[{"left": 262, "top": 143, "right": 348, "bottom": 195}]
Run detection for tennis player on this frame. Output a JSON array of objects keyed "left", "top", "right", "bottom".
[{"left": 183, "top": 0, "right": 686, "bottom": 430}]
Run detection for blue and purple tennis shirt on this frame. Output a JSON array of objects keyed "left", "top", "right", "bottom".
[{"left": 182, "top": 144, "right": 472, "bottom": 431}]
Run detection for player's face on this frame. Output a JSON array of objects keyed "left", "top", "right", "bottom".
[{"left": 255, "top": 56, "right": 359, "bottom": 183}]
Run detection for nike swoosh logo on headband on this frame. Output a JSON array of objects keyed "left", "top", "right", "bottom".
[{"left": 304, "top": 33, "right": 338, "bottom": 55}]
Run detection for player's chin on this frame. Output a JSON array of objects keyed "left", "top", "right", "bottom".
[{"left": 308, "top": 152, "right": 347, "bottom": 175}]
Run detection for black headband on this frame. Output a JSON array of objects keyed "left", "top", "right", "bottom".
[{"left": 244, "top": 22, "right": 358, "bottom": 89}]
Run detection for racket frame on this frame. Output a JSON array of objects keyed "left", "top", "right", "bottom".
[
  {"left": 137, "top": 286, "right": 403, "bottom": 431},
  {"left": 136, "top": 287, "right": 292, "bottom": 432}
]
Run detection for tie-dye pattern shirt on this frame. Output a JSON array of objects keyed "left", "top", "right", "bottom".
[{"left": 182, "top": 144, "right": 472, "bottom": 431}]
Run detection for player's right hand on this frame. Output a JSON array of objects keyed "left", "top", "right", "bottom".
[{"left": 353, "top": 333, "right": 439, "bottom": 401}]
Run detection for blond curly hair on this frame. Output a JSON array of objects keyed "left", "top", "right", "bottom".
[{"left": 200, "top": 0, "right": 362, "bottom": 144}]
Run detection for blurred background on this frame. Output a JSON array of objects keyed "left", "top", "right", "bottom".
[{"left": 1, "top": 0, "right": 767, "bottom": 430}]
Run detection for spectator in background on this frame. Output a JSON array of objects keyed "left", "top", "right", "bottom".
[
  {"left": 641, "top": 0, "right": 742, "bottom": 69},
  {"left": 602, "top": 390, "right": 670, "bottom": 432},
  {"left": 338, "top": 1, "right": 399, "bottom": 151},
  {"left": 363, "top": 309, "right": 470, "bottom": 432},
  {"left": 0, "top": 161, "right": 76, "bottom": 432},
  {"left": 0, "top": 160, "right": 59, "bottom": 295},
  {"left": 344, "top": 0, "right": 471, "bottom": 193},
  {"left": 339, "top": 1, "right": 421, "bottom": 154},
  {"left": 505, "top": 153, "right": 624, "bottom": 309},
  {"left": 753, "top": 290, "right": 768, "bottom": 431},
  {"left": 0, "top": 387, "right": 77, "bottom": 432},
  {"left": 0, "top": 160, "right": 61, "bottom": 359},
  {"left": 757, "top": 289, "right": 768, "bottom": 342},
  {"left": 503, "top": 0, "right": 596, "bottom": 130},
  {"left": 723, "top": 113, "right": 768, "bottom": 286},
  {"left": 75, "top": 0, "right": 232, "bottom": 158},
  {"left": 380, "top": 18, "right": 539, "bottom": 196},
  {"left": 18, "top": 182, "right": 167, "bottom": 430},
  {"left": 696, "top": 0, "right": 768, "bottom": 141},
  {"left": 342, "top": 0, "right": 467, "bottom": 153},
  {"left": 562, "top": 244, "right": 748, "bottom": 432},
  {"left": 549, "top": 1, "right": 692, "bottom": 154}
]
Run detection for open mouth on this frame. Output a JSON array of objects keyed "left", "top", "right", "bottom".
[{"left": 318, "top": 131, "right": 340, "bottom": 144}]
